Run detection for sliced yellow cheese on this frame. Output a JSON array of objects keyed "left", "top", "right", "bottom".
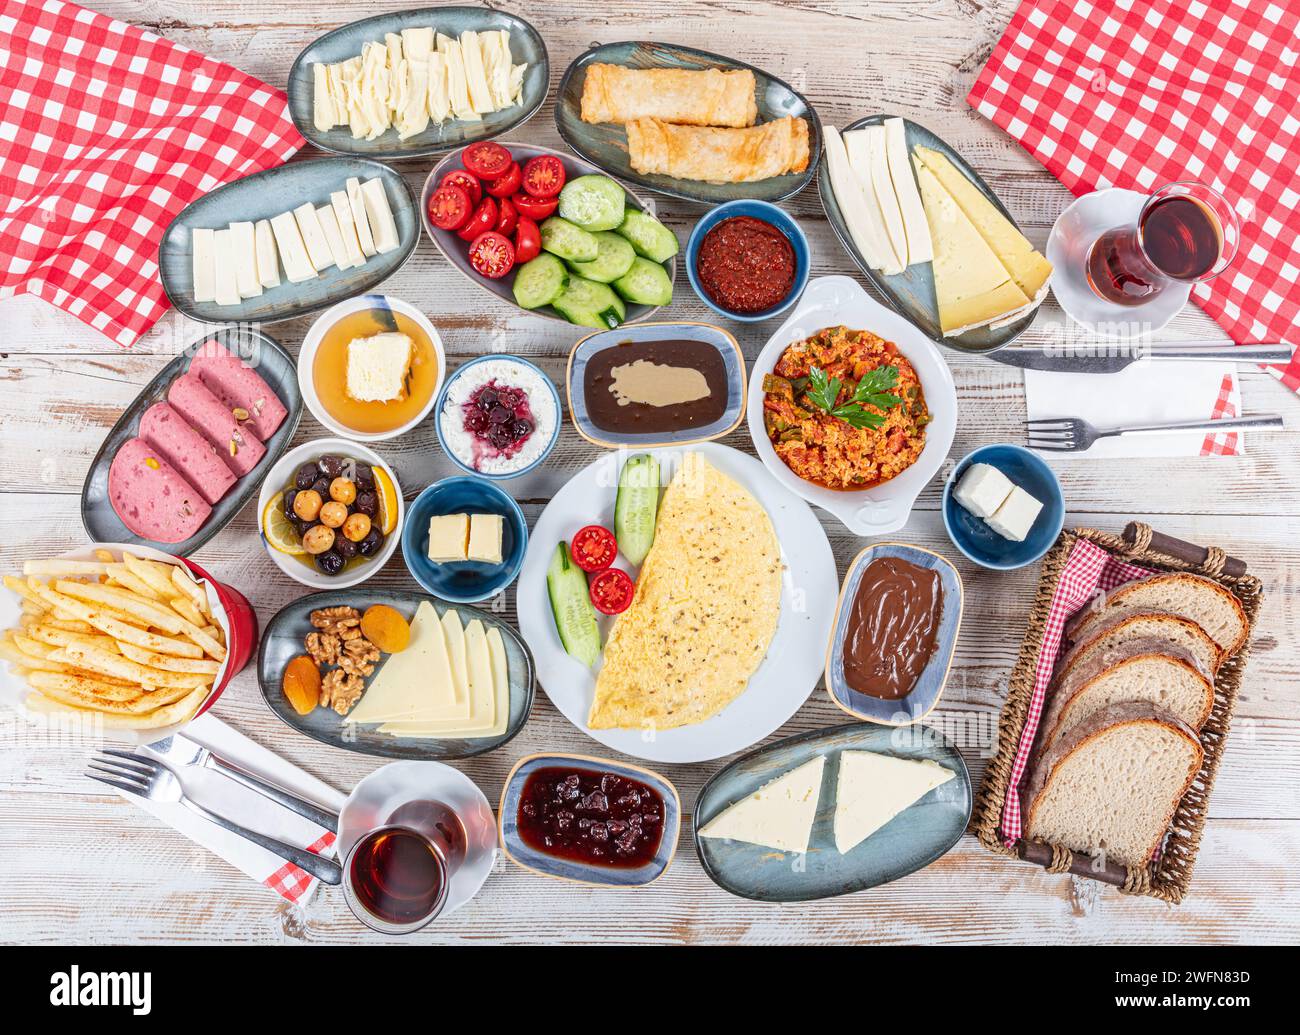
[
  {"left": 884, "top": 118, "right": 932, "bottom": 264},
  {"left": 344, "top": 601, "right": 459, "bottom": 723},
  {"left": 440, "top": 608, "right": 471, "bottom": 708}
]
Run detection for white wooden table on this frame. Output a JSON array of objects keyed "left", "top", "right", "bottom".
[{"left": 2, "top": 0, "right": 1298, "bottom": 945}]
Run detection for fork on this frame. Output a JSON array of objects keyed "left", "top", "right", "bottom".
[
  {"left": 87, "top": 752, "right": 341, "bottom": 885},
  {"left": 1025, "top": 413, "right": 1284, "bottom": 452}
]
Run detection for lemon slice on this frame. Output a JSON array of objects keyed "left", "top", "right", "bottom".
[
  {"left": 262, "top": 493, "right": 307, "bottom": 556},
  {"left": 372, "top": 466, "right": 399, "bottom": 535}
]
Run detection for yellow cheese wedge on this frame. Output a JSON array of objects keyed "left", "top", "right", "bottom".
[
  {"left": 441, "top": 608, "right": 471, "bottom": 707},
  {"left": 344, "top": 601, "right": 460, "bottom": 723}
]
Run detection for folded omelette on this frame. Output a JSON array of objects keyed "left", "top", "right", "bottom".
[{"left": 587, "top": 452, "right": 782, "bottom": 730}]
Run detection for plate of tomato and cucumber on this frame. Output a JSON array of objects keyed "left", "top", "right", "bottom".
[{"left": 420, "top": 141, "right": 679, "bottom": 328}]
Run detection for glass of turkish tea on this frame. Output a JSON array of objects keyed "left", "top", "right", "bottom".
[{"left": 1085, "top": 181, "right": 1239, "bottom": 306}]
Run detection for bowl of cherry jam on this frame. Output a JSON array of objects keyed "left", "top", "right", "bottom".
[{"left": 498, "top": 753, "right": 681, "bottom": 887}]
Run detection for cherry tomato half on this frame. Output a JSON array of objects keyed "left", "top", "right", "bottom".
[
  {"left": 468, "top": 231, "right": 516, "bottom": 279},
  {"left": 484, "top": 161, "right": 522, "bottom": 198},
  {"left": 496, "top": 194, "right": 519, "bottom": 236},
  {"left": 589, "top": 568, "right": 635, "bottom": 615},
  {"left": 514, "top": 216, "right": 541, "bottom": 263},
  {"left": 514, "top": 193, "right": 558, "bottom": 221},
  {"left": 462, "top": 141, "right": 513, "bottom": 179},
  {"left": 428, "top": 184, "right": 472, "bottom": 231},
  {"left": 571, "top": 525, "right": 618, "bottom": 572},
  {"left": 439, "top": 169, "right": 481, "bottom": 205},
  {"left": 522, "top": 154, "right": 566, "bottom": 198},
  {"left": 456, "top": 196, "right": 498, "bottom": 241}
]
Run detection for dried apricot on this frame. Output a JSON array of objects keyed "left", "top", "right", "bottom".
[
  {"left": 282, "top": 654, "right": 322, "bottom": 715},
  {"left": 361, "top": 604, "right": 410, "bottom": 654}
]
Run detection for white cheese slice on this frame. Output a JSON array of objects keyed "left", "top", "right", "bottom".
[
  {"left": 312, "top": 63, "right": 336, "bottom": 132},
  {"left": 325, "top": 62, "right": 349, "bottom": 120},
  {"left": 479, "top": 30, "right": 508, "bottom": 110},
  {"left": 444, "top": 37, "right": 478, "bottom": 121},
  {"left": 427, "top": 53, "right": 450, "bottom": 123},
  {"left": 315, "top": 204, "right": 353, "bottom": 271},
  {"left": 823, "top": 126, "right": 892, "bottom": 274},
  {"left": 884, "top": 118, "right": 933, "bottom": 264},
  {"left": 191, "top": 227, "right": 216, "bottom": 303},
  {"left": 344, "top": 601, "right": 456, "bottom": 724},
  {"left": 360, "top": 177, "right": 399, "bottom": 254},
  {"left": 460, "top": 31, "right": 496, "bottom": 114},
  {"left": 401, "top": 26, "right": 434, "bottom": 62},
  {"left": 269, "top": 211, "right": 317, "bottom": 284},
  {"left": 359, "top": 41, "right": 391, "bottom": 140},
  {"left": 329, "top": 190, "right": 366, "bottom": 269},
  {"left": 292, "top": 202, "right": 334, "bottom": 272},
  {"left": 698, "top": 755, "right": 826, "bottom": 854},
  {"left": 441, "top": 608, "right": 471, "bottom": 708},
  {"left": 845, "top": 128, "right": 906, "bottom": 274},
  {"left": 384, "top": 32, "right": 405, "bottom": 114},
  {"left": 228, "top": 220, "right": 261, "bottom": 299},
  {"left": 347, "top": 176, "right": 377, "bottom": 257},
  {"left": 253, "top": 219, "right": 280, "bottom": 289},
  {"left": 397, "top": 57, "right": 430, "bottom": 139},
  {"left": 211, "top": 228, "right": 241, "bottom": 306},
  {"left": 509, "top": 63, "right": 526, "bottom": 104},
  {"left": 833, "top": 751, "right": 954, "bottom": 854}
]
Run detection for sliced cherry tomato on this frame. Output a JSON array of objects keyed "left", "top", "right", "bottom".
[
  {"left": 514, "top": 193, "right": 558, "bottom": 220},
  {"left": 456, "top": 196, "right": 498, "bottom": 241},
  {"left": 468, "top": 231, "right": 515, "bottom": 279},
  {"left": 462, "top": 141, "right": 513, "bottom": 179},
  {"left": 484, "top": 161, "right": 522, "bottom": 198},
  {"left": 571, "top": 525, "right": 618, "bottom": 572},
  {"left": 440, "top": 169, "right": 481, "bottom": 205},
  {"left": 589, "top": 568, "right": 635, "bottom": 615},
  {"left": 514, "top": 216, "right": 541, "bottom": 263},
  {"left": 428, "top": 184, "right": 473, "bottom": 231},
  {"left": 522, "top": 154, "right": 566, "bottom": 198},
  {"left": 496, "top": 194, "right": 519, "bottom": 236}
]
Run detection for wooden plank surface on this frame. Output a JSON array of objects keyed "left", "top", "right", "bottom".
[{"left": 1, "top": 0, "right": 1297, "bottom": 945}]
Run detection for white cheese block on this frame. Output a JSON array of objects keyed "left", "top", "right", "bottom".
[
  {"left": 848, "top": 127, "right": 910, "bottom": 271},
  {"left": 698, "top": 755, "right": 826, "bottom": 854},
  {"left": 460, "top": 31, "right": 496, "bottom": 114},
  {"left": 401, "top": 26, "right": 434, "bottom": 62},
  {"left": 228, "top": 220, "right": 261, "bottom": 299},
  {"left": 359, "top": 41, "right": 391, "bottom": 140},
  {"left": 986, "top": 484, "right": 1044, "bottom": 542},
  {"left": 844, "top": 128, "right": 905, "bottom": 275},
  {"left": 292, "top": 202, "right": 334, "bottom": 272},
  {"left": 344, "top": 601, "right": 456, "bottom": 724},
  {"left": 509, "top": 63, "right": 526, "bottom": 103},
  {"left": 315, "top": 204, "right": 354, "bottom": 271},
  {"left": 329, "top": 190, "right": 366, "bottom": 268},
  {"left": 268, "top": 211, "right": 317, "bottom": 284},
  {"left": 191, "top": 227, "right": 216, "bottom": 303},
  {"left": 360, "top": 177, "right": 399, "bottom": 254},
  {"left": 467, "top": 513, "right": 503, "bottom": 564},
  {"left": 833, "top": 751, "right": 955, "bottom": 854},
  {"left": 427, "top": 513, "right": 470, "bottom": 563},
  {"left": 312, "top": 63, "right": 336, "bottom": 132},
  {"left": 253, "top": 219, "right": 280, "bottom": 289},
  {"left": 427, "top": 52, "right": 451, "bottom": 123},
  {"left": 444, "top": 36, "right": 478, "bottom": 121},
  {"left": 211, "top": 228, "right": 241, "bottom": 307},
  {"left": 952, "top": 462, "right": 1015, "bottom": 519},
  {"left": 824, "top": 127, "right": 893, "bottom": 274},
  {"left": 347, "top": 176, "right": 377, "bottom": 257},
  {"left": 884, "top": 117, "right": 933, "bottom": 264},
  {"left": 384, "top": 33, "right": 405, "bottom": 114},
  {"left": 397, "top": 57, "right": 430, "bottom": 140}
]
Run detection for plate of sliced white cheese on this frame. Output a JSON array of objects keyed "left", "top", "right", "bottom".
[
  {"left": 159, "top": 157, "right": 418, "bottom": 325},
  {"left": 693, "top": 720, "right": 970, "bottom": 902}
]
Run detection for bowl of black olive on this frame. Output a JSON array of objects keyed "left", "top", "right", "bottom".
[{"left": 257, "top": 437, "right": 404, "bottom": 589}]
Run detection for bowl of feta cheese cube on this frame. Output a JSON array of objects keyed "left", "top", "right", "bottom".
[{"left": 942, "top": 444, "right": 1064, "bottom": 570}]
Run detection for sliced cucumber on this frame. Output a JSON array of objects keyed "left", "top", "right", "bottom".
[
  {"left": 615, "top": 209, "right": 679, "bottom": 262},
  {"left": 512, "top": 253, "right": 569, "bottom": 309},
  {"left": 566, "top": 232, "right": 636, "bottom": 284},
  {"left": 558, "top": 174, "right": 626, "bottom": 232},
  {"left": 552, "top": 276, "right": 626, "bottom": 329},
  {"left": 612, "top": 257, "right": 673, "bottom": 307},
  {"left": 540, "top": 216, "right": 599, "bottom": 262},
  {"left": 546, "top": 542, "right": 601, "bottom": 667},
  {"left": 615, "top": 454, "right": 660, "bottom": 567}
]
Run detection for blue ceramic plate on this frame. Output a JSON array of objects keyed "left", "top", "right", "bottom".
[
  {"left": 943, "top": 444, "right": 1065, "bottom": 570},
  {"left": 555, "top": 41, "right": 822, "bottom": 204},
  {"left": 825, "top": 543, "right": 963, "bottom": 725},
  {"left": 159, "top": 158, "right": 418, "bottom": 325},
  {"left": 286, "top": 7, "right": 549, "bottom": 159},
  {"left": 499, "top": 753, "right": 681, "bottom": 887},
  {"left": 566, "top": 321, "right": 746, "bottom": 448},
  {"left": 401, "top": 476, "right": 528, "bottom": 603},
  {"left": 257, "top": 588, "right": 535, "bottom": 761},
  {"left": 694, "top": 721, "right": 971, "bottom": 902},
  {"left": 818, "top": 114, "right": 1039, "bottom": 353},
  {"left": 80, "top": 327, "right": 302, "bottom": 558},
  {"left": 685, "top": 200, "right": 809, "bottom": 321}
]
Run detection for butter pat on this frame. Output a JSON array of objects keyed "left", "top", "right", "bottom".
[
  {"left": 346, "top": 332, "right": 412, "bottom": 402},
  {"left": 986, "top": 485, "right": 1043, "bottom": 542},
  {"left": 467, "top": 513, "right": 503, "bottom": 563},
  {"left": 427, "top": 513, "right": 469, "bottom": 562},
  {"left": 953, "top": 462, "right": 1014, "bottom": 519}
]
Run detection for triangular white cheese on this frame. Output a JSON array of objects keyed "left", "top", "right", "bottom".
[
  {"left": 698, "top": 756, "right": 825, "bottom": 854},
  {"left": 833, "top": 751, "right": 954, "bottom": 854}
]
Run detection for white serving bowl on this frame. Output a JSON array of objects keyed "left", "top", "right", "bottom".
[
  {"left": 256, "top": 437, "right": 404, "bottom": 590},
  {"left": 297, "top": 294, "right": 445, "bottom": 442},
  {"left": 746, "top": 276, "right": 958, "bottom": 536}
]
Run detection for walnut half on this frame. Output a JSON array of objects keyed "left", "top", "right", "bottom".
[
  {"left": 310, "top": 606, "right": 361, "bottom": 635},
  {"left": 305, "top": 630, "right": 341, "bottom": 666},
  {"left": 338, "top": 635, "right": 380, "bottom": 678},
  {"left": 320, "top": 669, "right": 365, "bottom": 715}
]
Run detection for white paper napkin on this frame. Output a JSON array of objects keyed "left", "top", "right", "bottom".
[{"left": 1023, "top": 361, "right": 1242, "bottom": 458}]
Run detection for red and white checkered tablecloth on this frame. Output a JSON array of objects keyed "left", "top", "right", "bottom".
[
  {"left": 969, "top": 0, "right": 1300, "bottom": 418},
  {"left": 0, "top": 0, "right": 303, "bottom": 347}
]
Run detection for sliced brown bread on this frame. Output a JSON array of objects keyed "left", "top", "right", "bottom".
[
  {"left": 1066, "top": 572, "right": 1247, "bottom": 661},
  {"left": 1056, "top": 609, "right": 1219, "bottom": 684},
  {"left": 1038, "top": 641, "right": 1214, "bottom": 753},
  {"left": 1024, "top": 701, "right": 1203, "bottom": 868}
]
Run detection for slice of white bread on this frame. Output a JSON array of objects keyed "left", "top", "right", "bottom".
[
  {"left": 1066, "top": 572, "right": 1247, "bottom": 661},
  {"left": 1038, "top": 640, "right": 1214, "bottom": 753},
  {"left": 1057, "top": 609, "right": 1218, "bottom": 684},
  {"left": 1024, "top": 701, "right": 1203, "bottom": 868}
]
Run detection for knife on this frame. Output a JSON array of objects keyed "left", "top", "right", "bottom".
[{"left": 988, "top": 341, "right": 1293, "bottom": 373}]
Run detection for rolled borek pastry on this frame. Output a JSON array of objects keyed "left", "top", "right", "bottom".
[
  {"left": 626, "top": 115, "right": 810, "bottom": 184},
  {"left": 579, "top": 63, "right": 757, "bottom": 127}
]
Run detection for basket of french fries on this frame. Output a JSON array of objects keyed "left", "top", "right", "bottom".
[{"left": 0, "top": 544, "right": 257, "bottom": 742}]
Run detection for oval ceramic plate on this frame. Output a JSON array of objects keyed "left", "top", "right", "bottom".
[
  {"left": 555, "top": 41, "right": 822, "bottom": 204},
  {"left": 566, "top": 322, "right": 746, "bottom": 449},
  {"left": 81, "top": 327, "right": 302, "bottom": 557},
  {"left": 818, "top": 114, "right": 1038, "bottom": 352},
  {"left": 287, "top": 7, "right": 549, "bottom": 159},
  {"left": 159, "top": 158, "right": 418, "bottom": 325},
  {"left": 257, "top": 588, "right": 535, "bottom": 760},
  {"left": 421, "top": 142, "right": 676, "bottom": 327},
  {"left": 825, "top": 543, "right": 963, "bottom": 725},
  {"left": 694, "top": 721, "right": 972, "bottom": 902}
]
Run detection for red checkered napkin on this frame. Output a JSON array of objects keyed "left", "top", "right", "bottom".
[
  {"left": 969, "top": 0, "right": 1300, "bottom": 408},
  {"left": 999, "top": 538, "right": 1152, "bottom": 843},
  {"left": 0, "top": 0, "right": 303, "bottom": 347}
]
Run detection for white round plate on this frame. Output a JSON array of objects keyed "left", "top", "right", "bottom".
[
  {"left": 516, "top": 442, "right": 838, "bottom": 763},
  {"left": 1046, "top": 188, "right": 1191, "bottom": 337}
]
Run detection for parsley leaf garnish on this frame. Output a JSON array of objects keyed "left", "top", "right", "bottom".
[{"left": 805, "top": 364, "right": 903, "bottom": 431}]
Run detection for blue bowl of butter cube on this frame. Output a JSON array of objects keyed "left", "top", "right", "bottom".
[
  {"left": 942, "top": 444, "right": 1064, "bottom": 571},
  {"left": 402, "top": 476, "right": 528, "bottom": 603}
]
